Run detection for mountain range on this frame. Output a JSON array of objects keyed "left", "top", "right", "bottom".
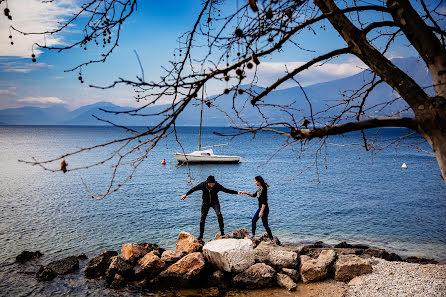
[{"left": 0, "top": 57, "right": 431, "bottom": 126}]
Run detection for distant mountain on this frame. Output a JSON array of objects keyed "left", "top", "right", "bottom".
[{"left": 0, "top": 57, "right": 432, "bottom": 126}]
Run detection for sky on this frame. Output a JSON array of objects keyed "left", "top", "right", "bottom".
[{"left": 0, "top": 0, "right": 441, "bottom": 111}]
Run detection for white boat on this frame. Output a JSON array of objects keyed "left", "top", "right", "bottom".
[
  {"left": 173, "top": 77, "right": 242, "bottom": 164},
  {"left": 173, "top": 149, "right": 241, "bottom": 164}
]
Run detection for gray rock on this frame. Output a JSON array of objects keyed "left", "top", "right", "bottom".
[
  {"left": 276, "top": 272, "right": 297, "bottom": 291},
  {"left": 300, "top": 249, "right": 337, "bottom": 283},
  {"left": 16, "top": 251, "right": 43, "bottom": 263},
  {"left": 254, "top": 242, "right": 299, "bottom": 268},
  {"left": 105, "top": 256, "right": 133, "bottom": 283},
  {"left": 232, "top": 263, "right": 276, "bottom": 289},
  {"left": 203, "top": 238, "right": 255, "bottom": 273},
  {"left": 47, "top": 256, "right": 79, "bottom": 275},
  {"left": 334, "top": 255, "right": 373, "bottom": 282},
  {"left": 231, "top": 228, "right": 250, "bottom": 239},
  {"left": 36, "top": 266, "right": 56, "bottom": 281},
  {"left": 364, "top": 247, "right": 402, "bottom": 262},
  {"left": 84, "top": 250, "right": 118, "bottom": 278}
]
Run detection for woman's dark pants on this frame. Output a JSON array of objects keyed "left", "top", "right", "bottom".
[{"left": 252, "top": 206, "right": 273, "bottom": 240}]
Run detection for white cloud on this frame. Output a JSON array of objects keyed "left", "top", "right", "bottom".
[
  {"left": 0, "top": 88, "right": 17, "bottom": 96},
  {"left": 0, "top": 0, "right": 78, "bottom": 57},
  {"left": 18, "top": 96, "right": 66, "bottom": 104}
]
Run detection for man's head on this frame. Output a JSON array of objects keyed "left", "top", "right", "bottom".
[{"left": 206, "top": 175, "right": 216, "bottom": 188}]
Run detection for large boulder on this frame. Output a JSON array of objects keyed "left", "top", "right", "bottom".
[
  {"left": 46, "top": 256, "right": 79, "bottom": 275},
  {"left": 121, "top": 243, "right": 148, "bottom": 263},
  {"left": 300, "top": 249, "right": 337, "bottom": 283},
  {"left": 138, "top": 242, "right": 165, "bottom": 257},
  {"left": 203, "top": 239, "right": 255, "bottom": 273},
  {"left": 254, "top": 242, "right": 299, "bottom": 268},
  {"left": 176, "top": 232, "right": 203, "bottom": 254},
  {"left": 161, "top": 250, "right": 185, "bottom": 265},
  {"left": 105, "top": 256, "right": 133, "bottom": 283},
  {"left": 232, "top": 263, "right": 276, "bottom": 289},
  {"left": 276, "top": 272, "right": 297, "bottom": 291},
  {"left": 334, "top": 255, "right": 373, "bottom": 282},
  {"left": 134, "top": 251, "right": 166, "bottom": 279},
  {"left": 231, "top": 228, "right": 250, "bottom": 239},
  {"left": 84, "top": 250, "right": 118, "bottom": 278},
  {"left": 158, "top": 252, "right": 205, "bottom": 281},
  {"left": 16, "top": 251, "right": 43, "bottom": 263}
]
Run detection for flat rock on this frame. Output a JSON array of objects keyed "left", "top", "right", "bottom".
[
  {"left": 232, "top": 263, "right": 276, "bottom": 289},
  {"left": 203, "top": 238, "right": 255, "bottom": 273},
  {"left": 281, "top": 268, "right": 300, "bottom": 281},
  {"left": 105, "top": 256, "right": 133, "bottom": 283},
  {"left": 276, "top": 272, "right": 297, "bottom": 291},
  {"left": 161, "top": 250, "right": 185, "bottom": 265},
  {"left": 176, "top": 232, "right": 202, "bottom": 254},
  {"left": 121, "top": 243, "right": 148, "bottom": 263},
  {"left": 254, "top": 241, "right": 299, "bottom": 268},
  {"left": 334, "top": 255, "right": 373, "bottom": 282},
  {"left": 84, "top": 250, "right": 118, "bottom": 278},
  {"left": 363, "top": 247, "right": 402, "bottom": 262},
  {"left": 300, "top": 249, "right": 337, "bottom": 283},
  {"left": 46, "top": 256, "right": 79, "bottom": 275},
  {"left": 16, "top": 251, "right": 43, "bottom": 263},
  {"left": 348, "top": 276, "right": 365, "bottom": 286}
]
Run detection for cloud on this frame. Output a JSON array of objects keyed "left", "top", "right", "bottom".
[
  {"left": 0, "top": 88, "right": 17, "bottom": 96},
  {"left": 0, "top": 60, "right": 51, "bottom": 73},
  {"left": 0, "top": 0, "right": 78, "bottom": 57},
  {"left": 17, "top": 96, "right": 66, "bottom": 104}
]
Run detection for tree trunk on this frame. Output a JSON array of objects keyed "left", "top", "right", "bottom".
[{"left": 415, "top": 96, "right": 446, "bottom": 184}]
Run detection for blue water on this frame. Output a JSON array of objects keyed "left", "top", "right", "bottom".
[{"left": 0, "top": 125, "right": 445, "bottom": 295}]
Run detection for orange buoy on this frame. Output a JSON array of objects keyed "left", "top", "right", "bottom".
[{"left": 161, "top": 159, "right": 166, "bottom": 165}]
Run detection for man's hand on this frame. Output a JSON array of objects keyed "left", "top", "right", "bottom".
[
  {"left": 181, "top": 194, "right": 187, "bottom": 200},
  {"left": 238, "top": 191, "right": 244, "bottom": 195}
]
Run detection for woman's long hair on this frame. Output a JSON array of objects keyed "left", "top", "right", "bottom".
[{"left": 255, "top": 175, "right": 269, "bottom": 190}]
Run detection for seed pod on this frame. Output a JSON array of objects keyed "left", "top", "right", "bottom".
[
  {"left": 31, "top": 54, "right": 35, "bottom": 58},
  {"left": 235, "top": 68, "right": 243, "bottom": 76},
  {"left": 224, "top": 76, "right": 230, "bottom": 81},
  {"left": 238, "top": 89, "right": 244, "bottom": 95},
  {"left": 60, "top": 159, "right": 68, "bottom": 173},
  {"left": 4, "top": 8, "right": 10, "bottom": 16},
  {"left": 9, "top": 35, "right": 12, "bottom": 39},
  {"left": 247, "top": 62, "right": 253, "bottom": 69},
  {"left": 266, "top": 9, "right": 273, "bottom": 19},
  {"left": 78, "top": 76, "right": 82, "bottom": 81},
  {"left": 248, "top": 0, "right": 258, "bottom": 12},
  {"left": 32, "top": 58, "right": 36, "bottom": 63},
  {"left": 235, "top": 28, "right": 244, "bottom": 38},
  {"left": 224, "top": 89, "right": 230, "bottom": 94},
  {"left": 251, "top": 54, "right": 260, "bottom": 65}
]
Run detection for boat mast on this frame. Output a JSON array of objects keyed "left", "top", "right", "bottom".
[{"left": 198, "top": 76, "right": 204, "bottom": 151}]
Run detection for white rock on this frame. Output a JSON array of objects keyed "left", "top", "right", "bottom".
[{"left": 203, "top": 238, "right": 255, "bottom": 273}]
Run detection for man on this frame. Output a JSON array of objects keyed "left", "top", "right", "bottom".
[{"left": 181, "top": 175, "right": 242, "bottom": 241}]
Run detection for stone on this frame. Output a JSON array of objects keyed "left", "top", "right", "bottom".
[
  {"left": 46, "top": 256, "right": 79, "bottom": 275},
  {"left": 84, "top": 250, "right": 118, "bottom": 278},
  {"left": 208, "top": 270, "right": 226, "bottom": 287},
  {"left": 276, "top": 272, "right": 297, "bottom": 291},
  {"left": 105, "top": 256, "right": 133, "bottom": 283},
  {"left": 121, "top": 243, "right": 148, "bottom": 263},
  {"left": 159, "top": 252, "right": 205, "bottom": 281},
  {"left": 176, "top": 232, "right": 203, "bottom": 254},
  {"left": 138, "top": 242, "right": 165, "bottom": 257},
  {"left": 404, "top": 256, "right": 438, "bottom": 264},
  {"left": 161, "top": 250, "right": 185, "bottom": 265},
  {"left": 300, "top": 249, "right": 337, "bottom": 283},
  {"left": 109, "top": 273, "right": 126, "bottom": 289},
  {"left": 281, "top": 268, "right": 299, "bottom": 281},
  {"left": 232, "top": 263, "right": 276, "bottom": 289},
  {"left": 254, "top": 241, "right": 299, "bottom": 268},
  {"left": 231, "top": 228, "right": 250, "bottom": 239},
  {"left": 16, "top": 251, "right": 43, "bottom": 263},
  {"left": 77, "top": 254, "right": 88, "bottom": 260},
  {"left": 348, "top": 276, "right": 365, "bottom": 286},
  {"left": 253, "top": 233, "right": 281, "bottom": 247},
  {"left": 36, "top": 265, "right": 56, "bottom": 281},
  {"left": 334, "top": 255, "right": 373, "bottom": 282},
  {"left": 203, "top": 238, "right": 255, "bottom": 273},
  {"left": 137, "top": 251, "right": 166, "bottom": 276}
]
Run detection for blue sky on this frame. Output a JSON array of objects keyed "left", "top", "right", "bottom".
[{"left": 0, "top": 0, "right": 441, "bottom": 110}]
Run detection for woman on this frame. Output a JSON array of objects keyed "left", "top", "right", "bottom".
[{"left": 243, "top": 175, "right": 274, "bottom": 244}]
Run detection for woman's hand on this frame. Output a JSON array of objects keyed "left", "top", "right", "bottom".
[
  {"left": 181, "top": 194, "right": 187, "bottom": 200},
  {"left": 258, "top": 211, "right": 263, "bottom": 218}
]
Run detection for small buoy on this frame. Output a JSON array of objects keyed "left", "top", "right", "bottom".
[
  {"left": 161, "top": 159, "right": 166, "bottom": 165},
  {"left": 401, "top": 162, "right": 407, "bottom": 169}
]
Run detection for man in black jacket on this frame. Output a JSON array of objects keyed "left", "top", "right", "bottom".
[{"left": 181, "top": 175, "right": 242, "bottom": 241}]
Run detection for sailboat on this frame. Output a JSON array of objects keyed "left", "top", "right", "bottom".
[{"left": 173, "top": 83, "right": 242, "bottom": 164}]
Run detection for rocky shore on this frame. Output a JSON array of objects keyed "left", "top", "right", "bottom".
[{"left": 15, "top": 229, "right": 446, "bottom": 296}]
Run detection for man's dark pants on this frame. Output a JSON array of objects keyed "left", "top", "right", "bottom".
[{"left": 200, "top": 200, "right": 224, "bottom": 238}]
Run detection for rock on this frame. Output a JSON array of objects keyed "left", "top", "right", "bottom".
[
  {"left": 161, "top": 250, "right": 185, "bottom": 265},
  {"left": 335, "top": 242, "right": 369, "bottom": 249},
  {"left": 36, "top": 266, "right": 56, "bottom": 281},
  {"left": 16, "top": 251, "right": 43, "bottom": 263},
  {"left": 253, "top": 233, "right": 281, "bottom": 247},
  {"left": 232, "top": 263, "right": 276, "bottom": 289},
  {"left": 46, "top": 256, "right": 79, "bottom": 275},
  {"left": 231, "top": 228, "right": 250, "bottom": 239},
  {"left": 84, "top": 250, "right": 118, "bottom": 278},
  {"left": 276, "top": 272, "right": 297, "bottom": 291},
  {"left": 213, "top": 232, "right": 231, "bottom": 240},
  {"left": 138, "top": 242, "right": 165, "bottom": 257},
  {"left": 77, "top": 254, "right": 88, "bottom": 260},
  {"left": 254, "top": 241, "right": 299, "bottom": 268},
  {"left": 176, "top": 232, "right": 203, "bottom": 254},
  {"left": 348, "top": 276, "right": 365, "bottom": 286},
  {"left": 334, "top": 255, "right": 373, "bottom": 281},
  {"left": 281, "top": 268, "right": 299, "bottom": 282},
  {"left": 136, "top": 251, "right": 166, "bottom": 278},
  {"left": 109, "top": 273, "right": 126, "bottom": 289},
  {"left": 105, "top": 256, "right": 133, "bottom": 283},
  {"left": 364, "top": 247, "right": 402, "bottom": 262},
  {"left": 404, "top": 256, "right": 438, "bottom": 264},
  {"left": 121, "top": 243, "right": 148, "bottom": 263},
  {"left": 208, "top": 270, "right": 226, "bottom": 287},
  {"left": 159, "top": 252, "right": 206, "bottom": 281},
  {"left": 300, "top": 249, "right": 337, "bottom": 283},
  {"left": 203, "top": 238, "right": 255, "bottom": 273}
]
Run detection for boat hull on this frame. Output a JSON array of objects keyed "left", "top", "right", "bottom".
[{"left": 173, "top": 153, "right": 241, "bottom": 164}]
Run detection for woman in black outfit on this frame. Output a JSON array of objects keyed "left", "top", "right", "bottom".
[{"left": 242, "top": 175, "right": 274, "bottom": 244}]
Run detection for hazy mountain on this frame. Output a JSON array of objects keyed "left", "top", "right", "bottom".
[{"left": 0, "top": 57, "right": 432, "bottom": 126}]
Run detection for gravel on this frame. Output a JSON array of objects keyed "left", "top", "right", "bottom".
[{"left": 346, "top": 258, "right": 446, "bottom": 297}]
